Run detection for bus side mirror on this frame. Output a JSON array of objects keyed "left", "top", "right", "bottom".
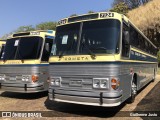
[{"left": 45, "top": 43, "right": 50, "bottom": 52}]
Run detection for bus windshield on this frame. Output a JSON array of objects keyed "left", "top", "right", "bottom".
[
  {"left": 2, "top": 37, "right": 43, "bottom": 60},
  {"left": 55, "top": 19, "right": 120, "bottom": 56}
]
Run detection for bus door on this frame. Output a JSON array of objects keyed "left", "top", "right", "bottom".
[{"left": 41, "top": 36, "right": 54, "bottom": 62}]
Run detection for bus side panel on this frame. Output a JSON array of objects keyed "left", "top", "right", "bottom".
[
  {"left": 137, "top": 63, "right": 157, "bottom": 90},
  {"left": 119, "top": 62, "right": 156, "bottom": 102}
]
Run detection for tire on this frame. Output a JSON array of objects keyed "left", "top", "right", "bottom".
[{"left": 127, "top": 77, "right": 137, "bottom": 103}]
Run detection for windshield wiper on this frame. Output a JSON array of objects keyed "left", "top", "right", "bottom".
[
  {"left": 59, "top": 43, "right": 73, "bottom": 58},
  {"left": 59, "top": 50, "right": 65, "bottom": 58},
  {"left": 59, "top": 41, "right": 96, "bottom": 59},
  {"left": 82, "top": 41, "right": 96, "bottom": 59}
]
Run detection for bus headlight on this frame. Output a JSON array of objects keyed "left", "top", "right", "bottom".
[
  {"left": 0, "top": 75, "right": 5, "bottom": 81},
  {"left": 50, "top": 77, "right": 61, "bottom": 86},
  {"left": 93, "top": 78, "right": 109, "bottom": 89},
  {"left": 100, "top": 79, "right": 108, "bottom": 88},
  {"left": 22, "top": 75, "right": 30, "bottom": 82},
  {"left": 93, "top": 79, "right": 100, "bottom": 88}
]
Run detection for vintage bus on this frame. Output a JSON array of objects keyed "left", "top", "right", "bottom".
[
  {"left": 48, "top": 12, "right": 158, "bottom": 106},
  {"left": 0, "top": 30, "right": 55, "bottom": 93}
]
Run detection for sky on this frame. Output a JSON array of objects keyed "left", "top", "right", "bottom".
[{"left": 0, "top": 0, "right": 113, "bottom": 37}]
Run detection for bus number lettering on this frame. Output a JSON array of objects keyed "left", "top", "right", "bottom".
[{"left": 100, "top": 13, "right": 114, "bottom": 18}]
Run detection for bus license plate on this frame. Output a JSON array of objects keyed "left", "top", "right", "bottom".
[
  {"left": 69, "top": 80, "right": 82, "bottom": 87},
  {"left": 9, "top": 77, "right": 16, "bottom": 80}
]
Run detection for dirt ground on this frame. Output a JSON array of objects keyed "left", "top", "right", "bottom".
[{"left": 0, "top": 76, "right": 160, "bottom": 120}]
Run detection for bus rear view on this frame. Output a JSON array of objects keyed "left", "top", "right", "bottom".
[{"left": 0, "top": 30, "right": 55, "bottom": 93}]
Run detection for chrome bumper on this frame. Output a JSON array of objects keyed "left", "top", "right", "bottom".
[
  {"left": 48, "top": 88, "right": 123, "bottom": 107},
  {"left": 0, "top": 82, "right": 46, "bottom": 93}
]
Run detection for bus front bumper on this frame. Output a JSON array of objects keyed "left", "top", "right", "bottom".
[
  {"left": 0, "top": 82, "right": 46, "bottom": 93},
  {"left": 48, "top": 88, "right": 123, "bottom": 107}
]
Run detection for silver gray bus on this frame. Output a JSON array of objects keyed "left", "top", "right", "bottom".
[
  {"left": 48, "top": 12, "right": 157, "bottom": 106},
  {"left": 0, "top": 30, "right": 55, "bottom": 93}
]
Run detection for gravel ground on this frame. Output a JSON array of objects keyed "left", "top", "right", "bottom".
[{"left": 0, "top": 76, "right": 160, "bottom": 120}]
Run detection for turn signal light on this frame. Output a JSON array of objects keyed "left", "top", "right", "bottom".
[
  {"left": 32, "top": 75, "right": 38, "bottom": 82},
  {"left": 111, "top": 78, "right": 120, "bottom": 90}
]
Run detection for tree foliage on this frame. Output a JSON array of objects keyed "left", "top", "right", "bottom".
[
  {"left": 113, "top": 0, "right": 151, "bottom": 9},
  {"left": 70, "top": 14, "right": 77, "bottom": 17},
  {"left": 88, "top": 11, "right": 95, "bottom": 13},
  {"left": 0, "top": 33, "right": 12, "bottom": 40},
  {"left": 110, "top": 2, "right": 129, "bottom": 15},
  {"left": 36, "top": 22, "right": 57, "bottom": 30},
  {"left": 14, "top": 25, "right": 35, "bottom": 33}
]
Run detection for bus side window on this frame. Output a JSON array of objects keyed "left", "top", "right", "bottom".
[
  {"left": 122, "top": 23, "right": 130, "bottom": 58},
  {"left": 41, "top": 38, "right": 53, "bottom": 61}
]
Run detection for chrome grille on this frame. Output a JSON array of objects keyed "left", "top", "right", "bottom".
[
  {"left": 60, "top": 77, "right": 93, "bottom": 89},
  {"left": 49, "top": 64, "right": 120, "bottom": 77},
  {"left": 5, "top": 75, "right": 22, "bottom": 82},
  {"left": 0, "top": 66, "right": 40, "bottom": 74}
]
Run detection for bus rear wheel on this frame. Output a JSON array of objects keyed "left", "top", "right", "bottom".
[{"left": 127, "top": 79, "right": 137, "bottom": 103}]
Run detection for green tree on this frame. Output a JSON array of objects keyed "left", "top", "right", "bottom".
[
  {"left": 14, "top": 25, "right": 35, "bottom": 33},
  {"left": 88, "top": 11, "right": 94, "bottom": 13},
  {"left": 110, "top": 2, "right": 129, "bottom": 15},
  {"left": 70, "top": 14, "right": 77, "bottom": 17},
  {"left": 113, "top": 0, "right": 151, "bottom": 9},
  {"left": 36, "top": 21, "right": 57, "bottom": 30},
  {"left": 0, "top": 33, "right": 12, "bottom": 40}
]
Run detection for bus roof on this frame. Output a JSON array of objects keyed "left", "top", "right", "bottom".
[
  {"left": 11, "top": 30, "right": 55, "bottom": 38},
  {"left": 57, "top": 12, "right": 122, "bottom": 26}
]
